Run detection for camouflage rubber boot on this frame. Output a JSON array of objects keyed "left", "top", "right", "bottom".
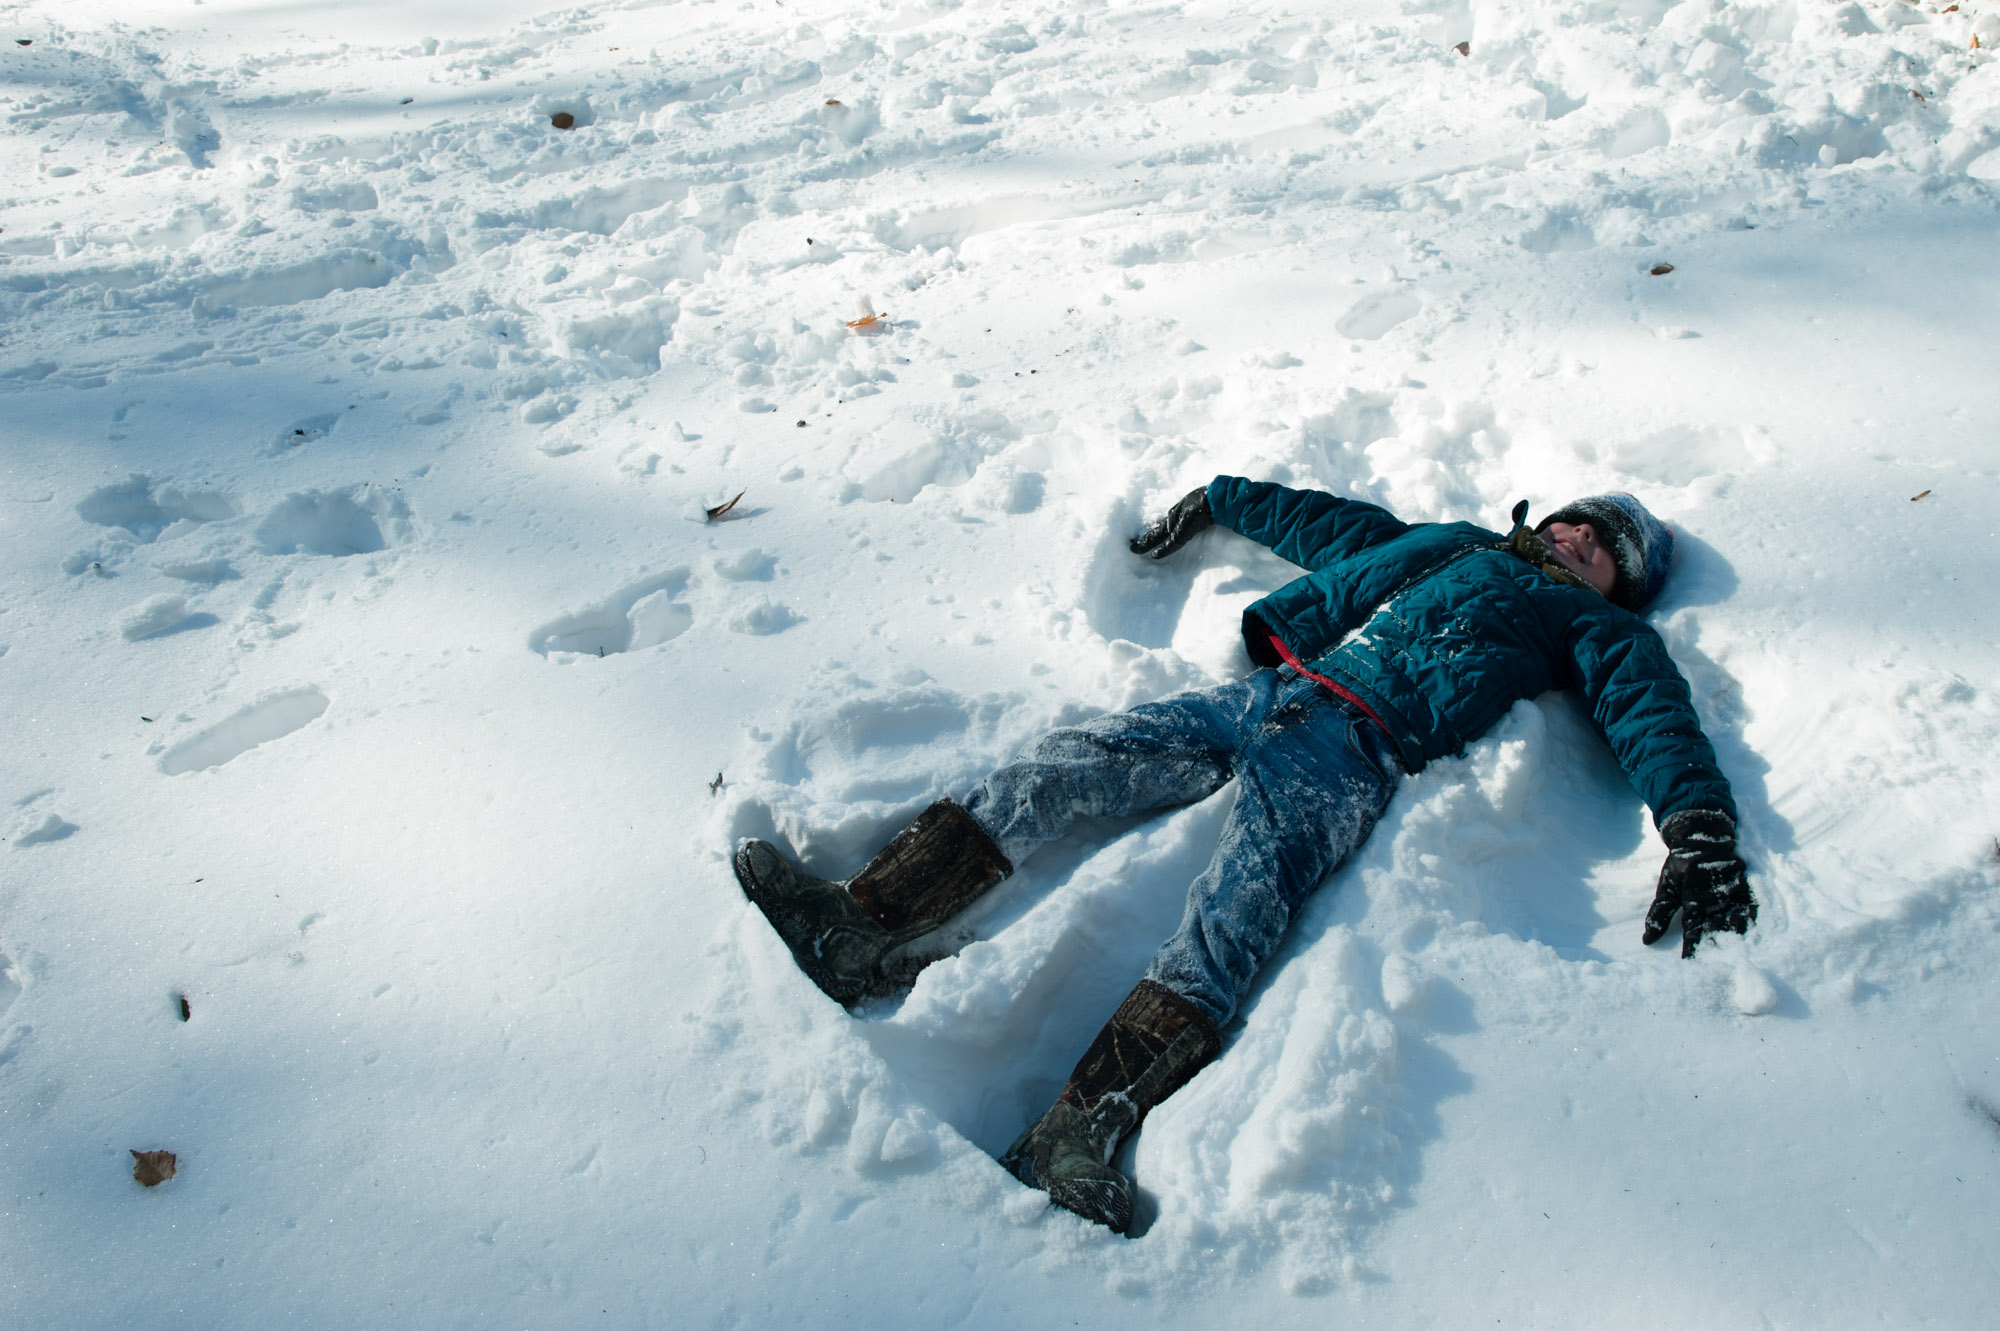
[
  {"left": 732, "top": 799, "right": 1011, "bottom": 1005},
  {"left": 1000, "top": 979, "right": 1221, "bottom": 1233}
]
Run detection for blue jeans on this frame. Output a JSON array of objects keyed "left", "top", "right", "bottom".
[{"left": 963, "top": 666, "right": 1403, "bottom": 1029}]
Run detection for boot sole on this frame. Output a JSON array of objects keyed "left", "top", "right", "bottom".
[
  {"left": 999, "top": 1126, "right": 1135, "bottom": 1234},
  {"left": 1046, "top": 1175, "right": 1134, "bottom": 1234},
  {"left": 732, "top": 844, "right": 869, "bottom": 1005}
]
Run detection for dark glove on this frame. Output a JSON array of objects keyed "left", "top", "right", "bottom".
[
  {"left": 1129, "top": 487, "right": 1213, "bottom": 560},
  {"left": 1644, "top": 809, "right": 1758, "bottom": 958}
]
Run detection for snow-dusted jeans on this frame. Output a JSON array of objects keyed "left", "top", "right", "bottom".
[{"left": 963, "top": 665, "right": 1403, "bottom": 1029}]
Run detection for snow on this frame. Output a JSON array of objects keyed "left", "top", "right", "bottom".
[{"left": 3, "top": 0, "right": 1999, "bottom": 1324}]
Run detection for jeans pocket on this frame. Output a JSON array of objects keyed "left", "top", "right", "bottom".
[{"left": 1345, "top": 717, "right": 1402, "bottom": 786}]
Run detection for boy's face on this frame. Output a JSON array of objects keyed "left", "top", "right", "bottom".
[{"left": 1540, "top": 520, "right": 1618, "bottom": 597}]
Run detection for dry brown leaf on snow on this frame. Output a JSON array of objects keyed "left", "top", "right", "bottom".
[
  {"left": 131, "top": 1150, "right": 177, "bottom": 1187},
  {"left": 845, "top": 313, "right": 886, "bottom": 329},
  {"left": 1910, "top": 489, "right": 1932, "bottom": 501},
  {"left": 705, "top": 491, "right": 745, "bottom": 521}
]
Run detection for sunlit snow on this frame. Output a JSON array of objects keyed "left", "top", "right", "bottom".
[{"left": 4, "top": 0, "right": 1999, "bottom": 1325}]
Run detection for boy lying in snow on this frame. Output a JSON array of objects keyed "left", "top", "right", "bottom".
[{"left": 734, "top": 478, "right": 1756, "bottom": 1233}]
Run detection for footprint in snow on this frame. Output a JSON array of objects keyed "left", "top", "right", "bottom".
[
  {"left": 532, "top": 562, "right": 802, "bottom": 658},
  {"left": 152, "top": 557, "right": 238, "bottom": 583},
  {"left": 530, "top": 569, "right": 695, "bottom": 660},
  {"left": 727, "top": 596, "right": 798, "bottom": 635},
  {"left": 273, "top": 412, "right": 342, "bottom": 451},
  {"left": 255, "top": 487, "right": 413, "bottom": 557},
  {"left": 1334, "top": 289, "right": 1422, "bottom": 341},
  {"left": 12, "top": 812, "right": 79, "bottom": 847},
  {"left": 119, "top": 594, "right": 218, "bottom": 641},
  {"left": 158, "top": 687, "right": 330, "bottom": 775},
  {"left": 76, "top": 474, "right": 236, "bottom": 543},
  {"left": 709, "top": 547, "right": 775, "bottom": 582}
]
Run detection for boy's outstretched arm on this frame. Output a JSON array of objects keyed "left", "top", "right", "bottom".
[
  {"left": 1133, "top": 477, "right": 1411, "bottom": 569},
  {"left": 1569, "top": 619, "right": 1756, "bottom": 957}
]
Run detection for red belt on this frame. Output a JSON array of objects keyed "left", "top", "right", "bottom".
[{"left": 1261, "top": 629, "right": 1394, "bottom": 737}]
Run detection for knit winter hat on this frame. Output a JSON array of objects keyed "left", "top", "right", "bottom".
[{"left": 1537, "top": 493, "right": 1675, "bottom": 612}]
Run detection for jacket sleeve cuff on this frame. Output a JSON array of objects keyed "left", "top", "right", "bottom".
[
  {"left": 1659, "top": 808, "right": 1736, "bottom": 849},
  {"left": 1205, "top": 475, "right": 1243, "bottom": 530},
  {"left": 1241, "top": 610, "right": 1282, "bottom": 667}
]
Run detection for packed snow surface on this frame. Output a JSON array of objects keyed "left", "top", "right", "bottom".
[{"left": 4, "top": 0, "right": 2000, "bottom": 1325}]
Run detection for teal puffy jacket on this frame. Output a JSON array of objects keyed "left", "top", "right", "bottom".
[{"left": 1208, "top": 476, "right": 1735, "bottom": 828}]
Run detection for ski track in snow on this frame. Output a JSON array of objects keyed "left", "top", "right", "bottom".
[{"left": 4, "top": 0, "right": 2000, "bottom": 1324}]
